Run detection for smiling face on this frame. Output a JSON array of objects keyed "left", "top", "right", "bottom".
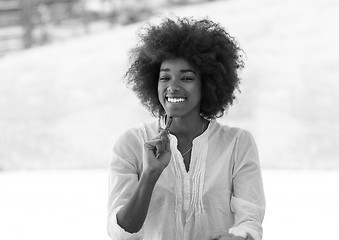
[{"left": 158, "top": 58, "right": 202, "bottom": 119}]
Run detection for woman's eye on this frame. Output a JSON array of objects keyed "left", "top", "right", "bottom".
[
  {"left": 159, "top": 76, "right": 169, "bottom": 81},
  {"left": 182, "top": 76, "right": 194, "bottom": 81}
]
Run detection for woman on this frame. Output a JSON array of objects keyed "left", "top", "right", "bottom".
[{"left": 108, "top": 17, "right": 265, "bottom": 240}]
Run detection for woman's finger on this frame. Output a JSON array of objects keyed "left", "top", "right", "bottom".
[
  {"left": 161, "top": 131, "right": 170, "bottom": 151},
  {"left": 158, "top": 130, "right": 171, "bottom": 153},
  {"left": 155, "top": 140, "right": 164, "bottom": 158},
  {"left": 144, "top": 129, "right": 170, "bottom": 158},
  {"left": 144, "top": 138, "right": 165, "bottom": 157}
]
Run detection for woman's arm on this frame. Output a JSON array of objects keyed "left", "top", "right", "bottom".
[
  {"left": 116, "top": 168, "right": 161, "bottom": 233},
  {"left": 116, "top": 129, "right": 171, "bottom": 233},
  {"left": 229, "top": 130, "right": 266, "bottom": 240}
]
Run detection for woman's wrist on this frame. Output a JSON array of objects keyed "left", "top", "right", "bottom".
[
  {"left": 141, "top": 168, "right": 162, "bottom": 185},
  {"left": 116, "top": 168, "right": 162, "bottom": 233}
]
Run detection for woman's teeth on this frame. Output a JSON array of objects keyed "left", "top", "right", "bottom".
[{"left": 167, "top": 97, "right": 185, "bottom": 103}]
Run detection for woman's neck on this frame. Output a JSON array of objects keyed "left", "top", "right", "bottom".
[{"left": 168, "top": 116, "right": 206, "bottom": 139}]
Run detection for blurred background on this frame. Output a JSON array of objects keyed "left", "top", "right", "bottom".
[{"left": 0, "top": 0, "right": 338, "bottom": 239}]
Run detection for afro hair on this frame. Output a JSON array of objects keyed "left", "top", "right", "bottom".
[{"left": 126, "top": 17, "right": 244, "bottom": 119}]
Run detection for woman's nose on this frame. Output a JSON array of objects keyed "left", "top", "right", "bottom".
[
  {"left": 167, "top": 79, "right": 180, "bottom": 92},
  {"left": 167, "top": 84, "right": 180, "bottom": 93}
]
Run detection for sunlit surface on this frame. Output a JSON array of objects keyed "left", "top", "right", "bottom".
[
  {"left": 0, "top": 169, "right": 338, "bottom": 240},
  {"left": 0, "top": 170, "right": 110, "bottom": 240},
  {"left": 1, "top": 0, "right": 338, "bottom": 170},
  {"left": 0, "top": 0, "right": 338, "bottom": 238}
]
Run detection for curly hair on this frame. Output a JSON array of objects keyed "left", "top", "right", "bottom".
[{"left": 125, "top": 17, "right": 244, "bottom": 119}]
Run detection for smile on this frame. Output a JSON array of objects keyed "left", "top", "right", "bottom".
[{"left": 166, "top": 97, "right": 186, "bottom": 103}]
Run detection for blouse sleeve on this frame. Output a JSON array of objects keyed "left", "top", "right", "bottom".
[
  {"left": 229, "top": 130, "right": 266, "bottom": 240},
  {"left": 107, "top": 128, "right": 144, "bottom": 240}
]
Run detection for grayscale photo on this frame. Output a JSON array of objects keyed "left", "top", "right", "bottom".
[{"left": 0, "top": 0, "right": 338, "bottom": 240}]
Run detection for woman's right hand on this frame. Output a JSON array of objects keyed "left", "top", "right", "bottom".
[
  {"left": 116, "top": 129, "right": 171, "bottom": 233},
  {"left": 143, "top": 129, "right": 171, "bottom": 175}
]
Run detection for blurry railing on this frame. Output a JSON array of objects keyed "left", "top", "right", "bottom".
[
  {"left": 0, "top": 0, "right": 215, "bottom": 56},
  {"left": 0, "top": 0, "right": 85, "bottom": 54},
  {"left": 0, "top": 0, "right": 155, "bottom": 56},
  {"left": 0, "top": 0, "right": 21, "bottom": 53}
]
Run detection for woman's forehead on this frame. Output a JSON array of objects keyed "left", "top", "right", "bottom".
[{"left": 160, "top": 58, "right": 197, "bottom": 72}]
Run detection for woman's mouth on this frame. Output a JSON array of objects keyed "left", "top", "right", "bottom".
[{"left": 166, "top": 97, "right": 186, "bottom": 103}]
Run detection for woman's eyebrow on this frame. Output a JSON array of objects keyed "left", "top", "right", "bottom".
[
  {"left": 160, "top": 68, "right": 196, "bottom": 75},
  {"left": 181, "top": 69, "right": 196, "bottom": 74}
]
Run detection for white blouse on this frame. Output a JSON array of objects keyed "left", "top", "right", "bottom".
[{"left": 107, "top": 119, "right": 265, "bottom": 240}]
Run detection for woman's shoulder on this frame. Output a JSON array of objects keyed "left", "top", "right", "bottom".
[
  {"left": 211, "top": 120, "right": 254, "bottom": 141},
  {"left": 116, "top": 120, "right": 158, "bottom": 144},
  {"left": 112, "top": 120, "right": 158, "bottom": 161}
]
